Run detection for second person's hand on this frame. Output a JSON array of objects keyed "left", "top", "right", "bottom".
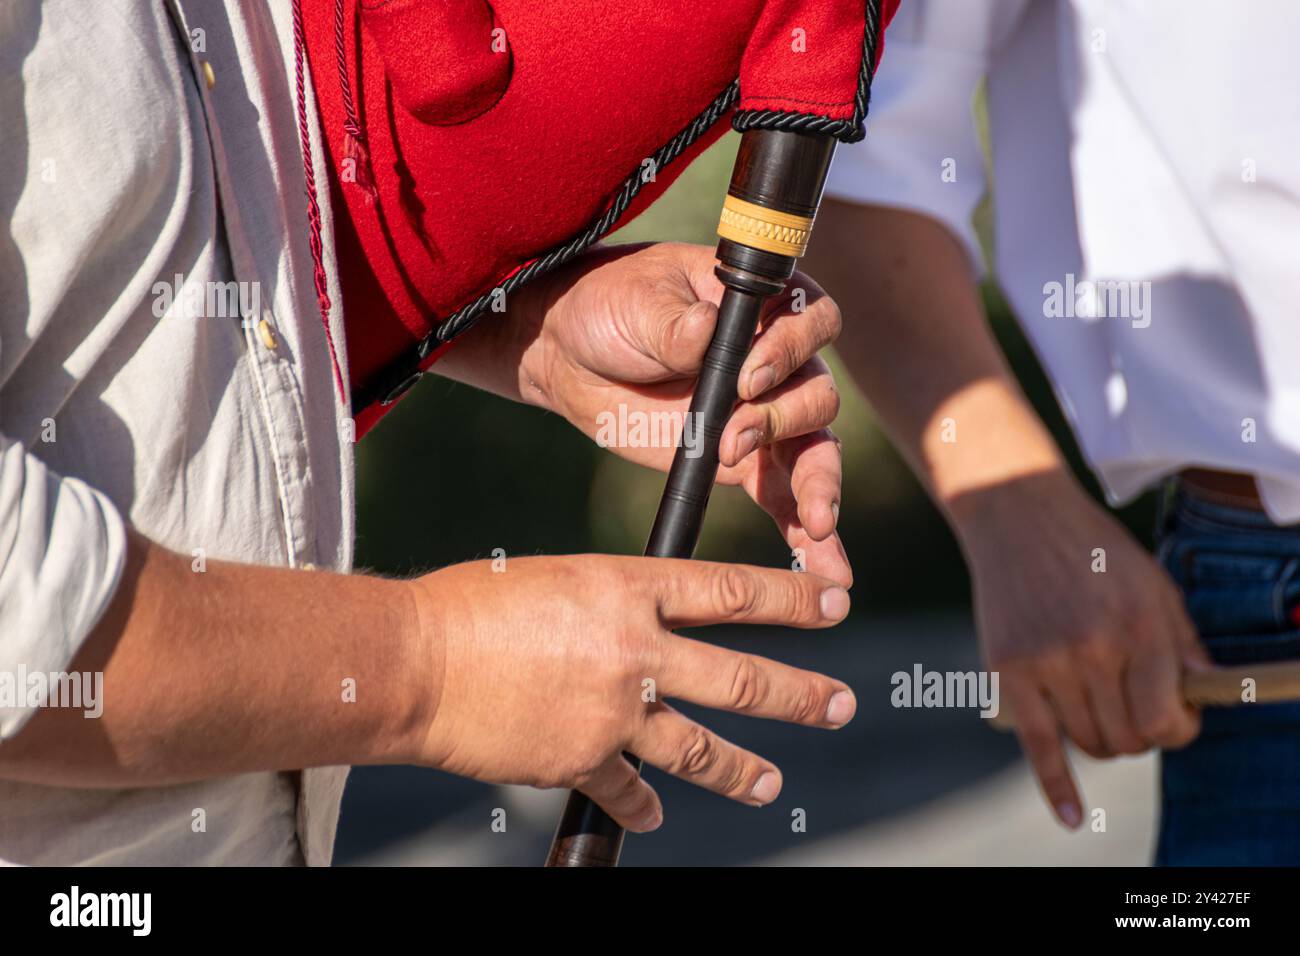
[{"left": 953, "top": 472, "right": 1212, "bottom": 829}]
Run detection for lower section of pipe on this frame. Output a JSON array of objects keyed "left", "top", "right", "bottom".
[
  {"left": 545, "top": 128, "right": 838, "bottom": 868},
  {"left": 544, "top": 283, "right": 767, "bottom": 868}
]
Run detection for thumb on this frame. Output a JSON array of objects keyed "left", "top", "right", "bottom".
[
  {"left": 638, "top": 295, "right": 717, "bottom": 380},
  {"left": 631, "top": 243, "right": 727, "bottom": 378}
]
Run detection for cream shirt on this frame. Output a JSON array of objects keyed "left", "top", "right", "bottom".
[{"left": 0, "top": 0, "right": 354, "bottom": 864}]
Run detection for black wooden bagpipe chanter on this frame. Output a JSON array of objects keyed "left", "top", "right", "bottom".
[
  {"left": 544, "top": 4, "right": 895, "bottom": 870},
  {"left": 304, "top": 0, "right": 900, "bottom": 865}
]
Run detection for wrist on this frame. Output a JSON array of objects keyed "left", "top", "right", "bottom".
[
  {"left": 508, "top": 280, "right": 560, "bottom": 412},
  {"left": 427, "top": 280, "right": 553, "bottom": 409},
  {"left": 367, "top": 574, "right": 444, "bottom": 766},
  {"left": 916, "top": 378, "right": 1073, "bottom": 543},
  {"left": 944, "top": 466, "right": 1089, "bottom": 564}
]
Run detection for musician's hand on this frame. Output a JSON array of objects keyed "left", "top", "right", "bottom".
[
  {"left": 409, "top": 554, "right": 855, "bottom": 831},
  {"left": 953, "top": 471, "right": 1211, "bottom": 828},
  {"left": 516, "top": 242, "right": 850, "bottom": 586}
]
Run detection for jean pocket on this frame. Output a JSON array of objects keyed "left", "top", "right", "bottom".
[
  {"left": 1190, "top": 551, "right": 1291, "bottom": 583},
  {"left": 1168, "top": 547, "right": 1300, "bottom": 637}
]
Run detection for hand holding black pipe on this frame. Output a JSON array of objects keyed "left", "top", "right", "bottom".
[{"left": 546, "top": 128, "right": 839, "bottom": 867}]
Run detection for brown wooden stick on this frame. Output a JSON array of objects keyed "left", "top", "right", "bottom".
[
  {"left": 989, "top": 661, "right": 1300, "bottom": 732},
  {"left": 1183, "top": 661, "right": 1300, "bottom": 706}
]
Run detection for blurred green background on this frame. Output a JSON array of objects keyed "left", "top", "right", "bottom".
[{"left": 352, "top": 131, "right": 1157, "bottom": 612}]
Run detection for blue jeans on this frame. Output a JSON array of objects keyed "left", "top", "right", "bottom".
[{"left": 1154, "top": 480, "right": 1300, "bottom": 865}]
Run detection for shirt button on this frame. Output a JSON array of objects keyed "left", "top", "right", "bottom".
[
  {"left": 257, "top": 317, "right": 278, "bottom": 351},
  {"left": 202, "top": 61, "right": 216, "bottom": 89}
]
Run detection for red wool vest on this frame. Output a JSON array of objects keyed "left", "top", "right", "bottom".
[{"left": 300, "top": 0, "right": 899, "bottom": 436}]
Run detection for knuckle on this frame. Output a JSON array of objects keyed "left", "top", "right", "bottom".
[
  {"left": 1104, "top": 589, "right": 1160, "bottom": 634},
  {"left": 1136, "top": 708, "right": 1185, "bottom": 746},
  {"left": 817, "top": 296, "right": 843, "bottom": 341},
  {"left": 608, "top": 692, "right": 640, "bottom": 738},
  {"left": 1163, "top": 713, "right": 1200, "bottom": 749},
  {"left": 990, "top": 642, "right": 1057, "bottom": 677},
  {"left": 802, "top": 425, "right": 843, "bottom": 458},
  {"left": 762, "top": 402, "right": 783, "bottom": 442},
  {"left": 726, "top": 655, "right": 768, "bottom": 712},
  {"left": 820, "top": 378, "right": 841, "bottom": 423},
  {"left": 1115, "top": 736, "right": 1149, "bottom": 756},
  {"left": 674, "top": 727, "right": 717, "bottom": 777},
  {"left": 651, "top": 300, "right": 684, "bottom": 355},
  {"left": 1030, "top": 645, "right": 1074, "bottom": 681},
  {"left": 779, "top": 339, "right": 804, "bottom": 378},
  {"left": 567, "top": 750, "right": 606, "bottom": 789},
  {"left": 1131, "top": 596, "right": 1164, "bottom": 628},
  {"left": 712, "top": 567, "right": 758, "bottom": 619},
  {"left": 1102, "top": 717, "right": 1147, "bottom": 754},
  {"left": 1019, "top": 725, "right": 1059, "bottom": 758},
  {"left": 787, "top": 576, "right": 820, "bottom": 623},
  {"left": 1173, "top": 713, "right": 1200, "bottom": 745},
  {"left": 1075, "top": 738, "right": 1111, "bottom": 760},
  {"left": 720, "top": 758, "right": 751, "bottom": 799},
  {"left": 1071, "top": 629, "right": 1121, "bottom": 671},
  {"left": 790, "top": 680, "right": 826, "bottom": 724},
  {"left": 614, "top": 627, "right": 656, "bottom": 683},
  {"left": 625, "top": 785, "right": 656, "bottom": 821},
  {"left": 613, "top": 559, "right": 648, "bottom": 609}
]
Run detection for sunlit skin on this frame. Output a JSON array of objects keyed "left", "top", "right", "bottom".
[
  {"left": 439, "top": 242, "right": 851, "bottom": 586},
  {"left": 804, "top": 200, "right": 1210, "bottom": 830},
  {"left": 0, "top": 242, "right": 857, "bottom": 829}
]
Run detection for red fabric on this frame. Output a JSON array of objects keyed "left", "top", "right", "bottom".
[
  {"left": 739, "top": 0, "right": 900, "bottom": 118},
  {"left": 302, "top": 1, "right": 898, "bottom": 435},
  {"left": 358, "top": 0, "right": 511, "bottom": 125}
]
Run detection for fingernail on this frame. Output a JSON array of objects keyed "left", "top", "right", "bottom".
[
  {"left": 1057, "top": 803, "right": 1082, "bottom": 829},
  {"left": 639, "top": 806, "right": 663, "bottom": 832},
  {"left": 825, "top": 690, "right": 856, "bottom": 726},
  {"left": 820, "top": 586, "right": 850, "bottom": 620},
  {"left": 733, "top": 428, "right": 760, "bottom": 463},
  {"left": 831, "top": 501, "right": 840, "bottom": 527},
  {"left": 750, "top": 772, "right": 780, "bottom": 805},
  {"left": 747, "top": 365, "right": 774, "bottom": 398}
]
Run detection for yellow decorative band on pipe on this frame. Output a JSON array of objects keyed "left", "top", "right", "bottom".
[{"left": 717, "top": 195, "right": 815, "bottom": 258}]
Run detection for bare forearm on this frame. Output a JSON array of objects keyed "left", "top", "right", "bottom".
[
  {"left": 0, "top": 530, "right": 430, "bottom": 787},
  {"left": 807, "top": 200, "right": 1075, "bottom": 538},
  {"left": 807, "top": 205, "right": 1202, "bottom": 822}
]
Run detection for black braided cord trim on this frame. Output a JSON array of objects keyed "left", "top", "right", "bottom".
[
  {"left": 354, "top": 0, "right": 883, "bottom": 415},
  {"left": 353, "top": 81, "right": 741, "bottom": 414}
]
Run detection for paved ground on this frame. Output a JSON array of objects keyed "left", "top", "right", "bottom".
[{"left": 335, "top": 614, "right": 1157, "bottom": 866}]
